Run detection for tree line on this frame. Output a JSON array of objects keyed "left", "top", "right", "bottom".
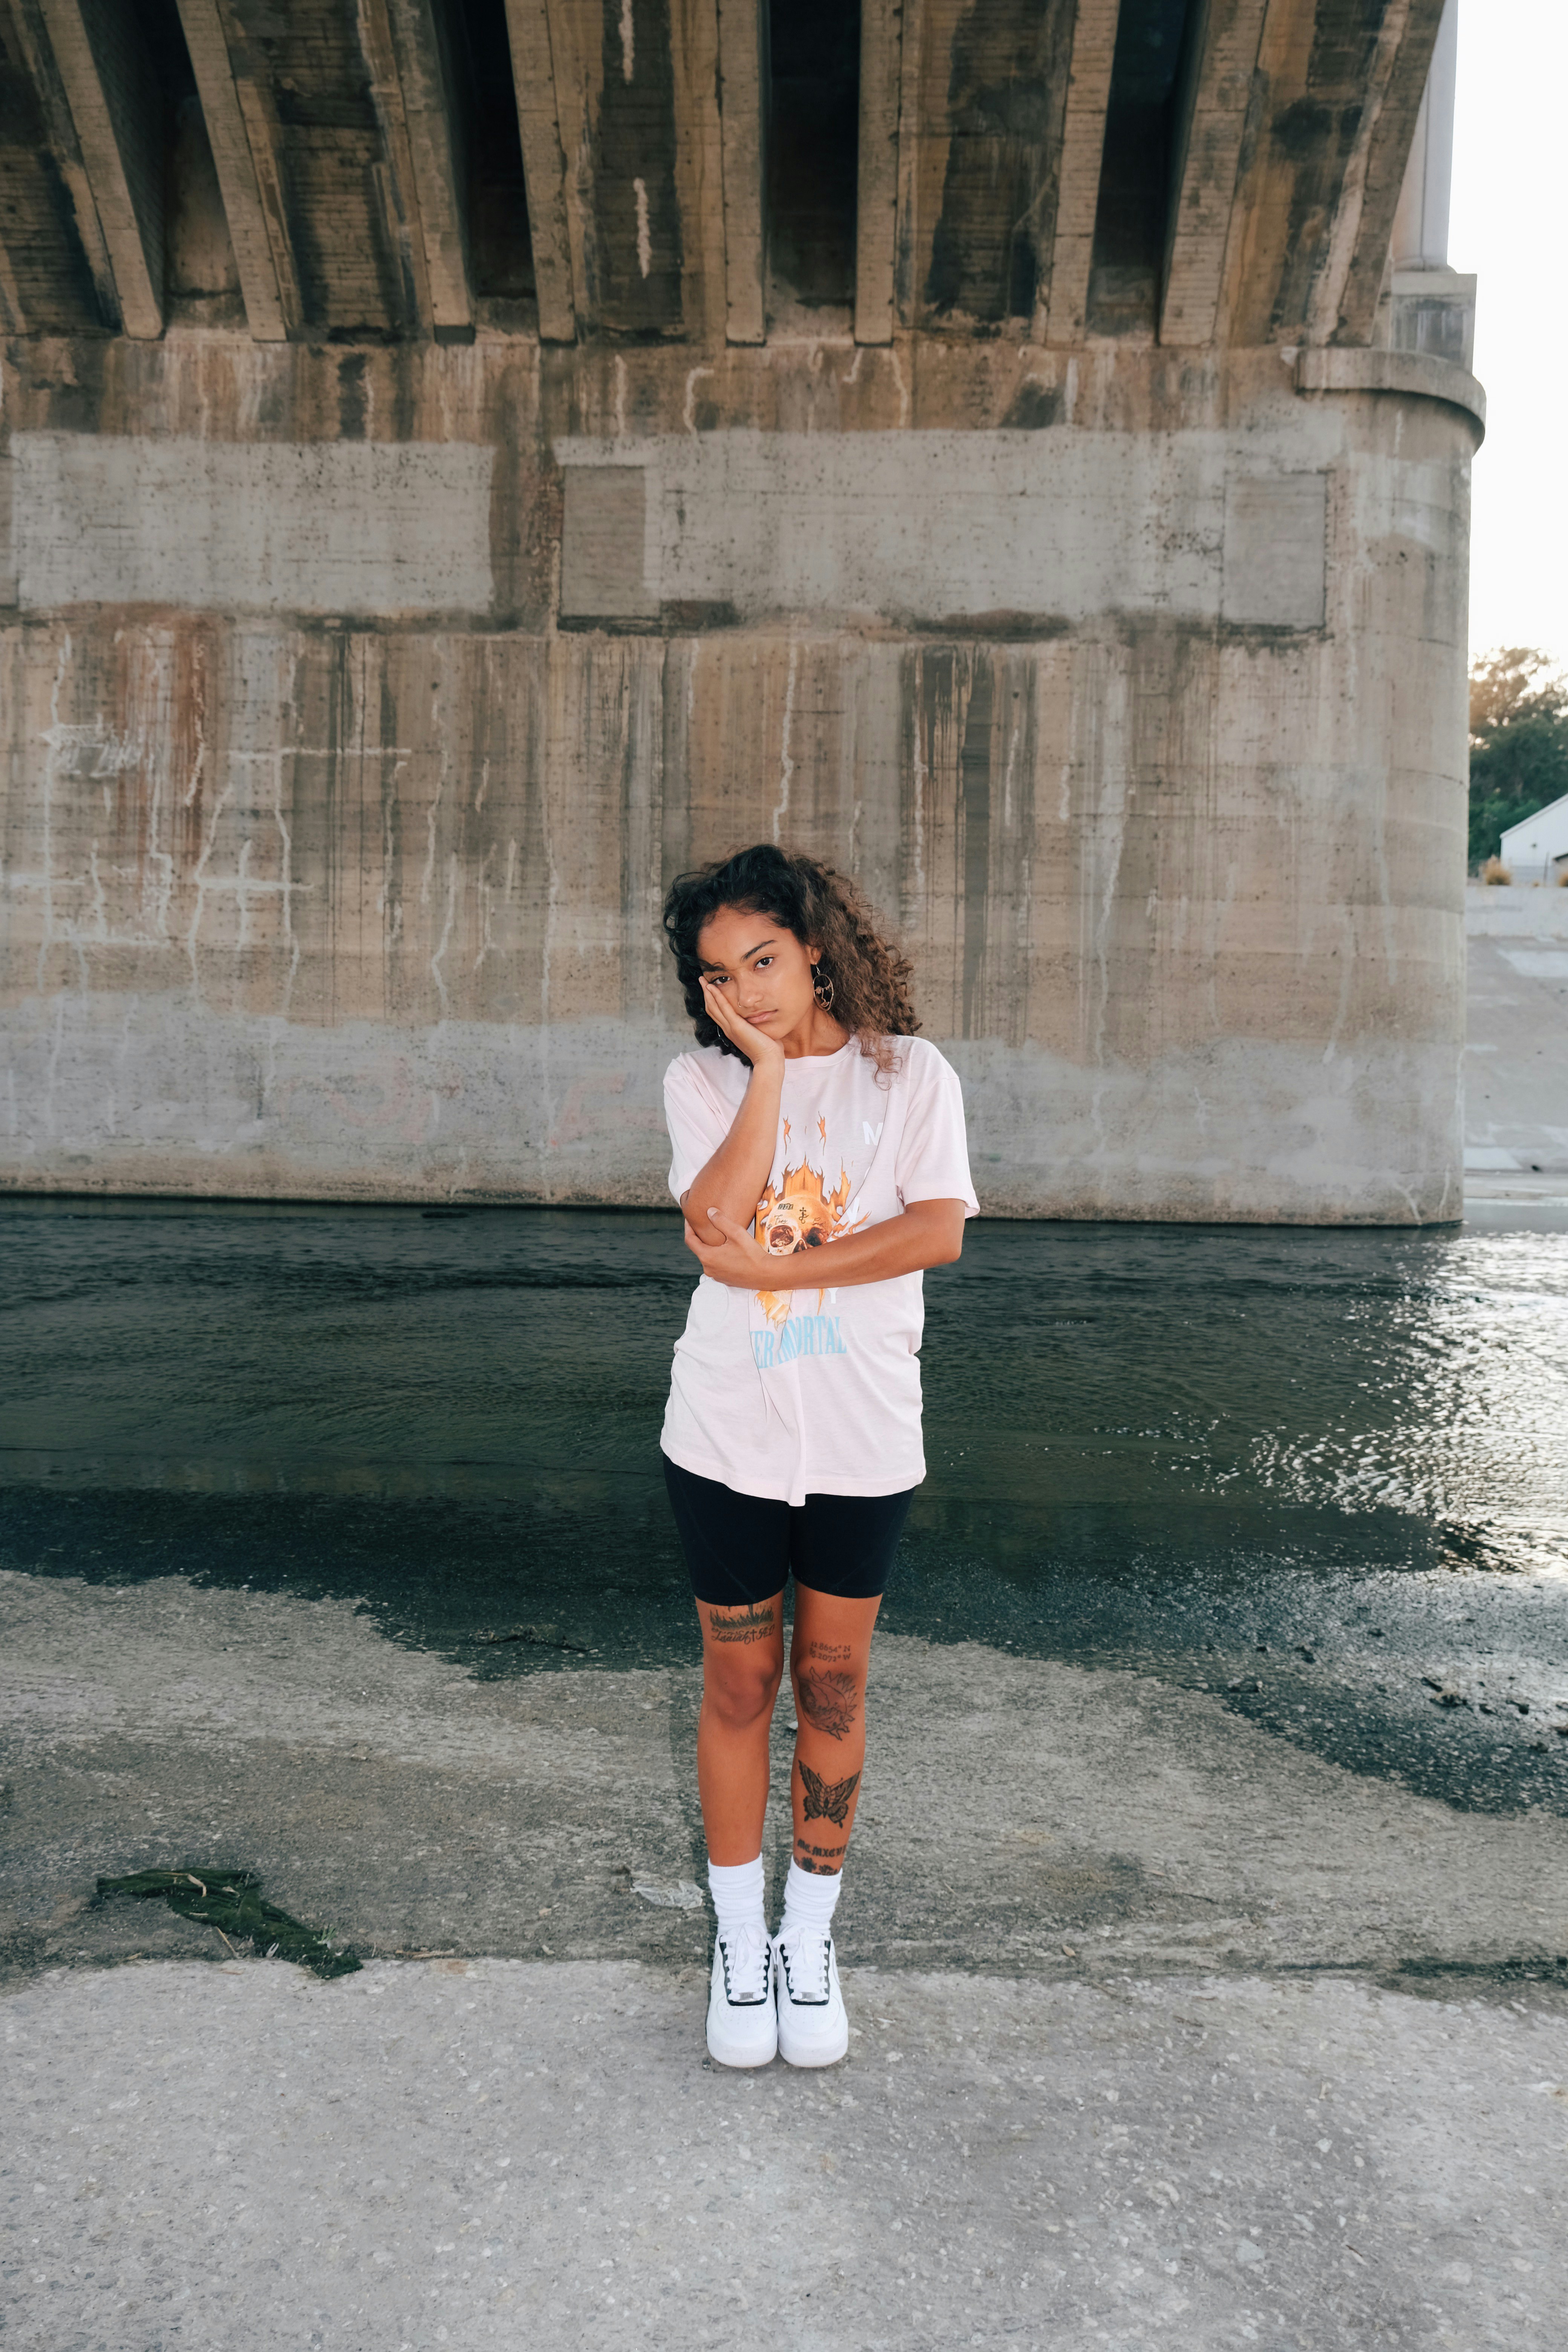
[{"left": 1468, "top": 647, "right": 1568, "bottom": 868}]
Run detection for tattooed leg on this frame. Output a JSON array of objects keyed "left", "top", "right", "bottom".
[
  {"left": 696, "top": 1593, "right": 786, "bottom": 1865},
  {"left": 788, "top": 1585, "right": 881, "bottom": 1874}
]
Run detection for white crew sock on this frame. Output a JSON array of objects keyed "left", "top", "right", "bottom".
[
  {"left": 778, "top": 1856, "right": 843, "bottom": 1941},
  {"left": 707, "top": 1854, "right": 766, "bottom": 1944}
]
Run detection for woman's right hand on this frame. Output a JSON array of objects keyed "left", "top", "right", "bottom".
[
  {"left": 680, "top": 977, "right": 787, "bottom": 1240},
  {"left": 699, "top": 974, "right": 784, "bottom": 1073}
]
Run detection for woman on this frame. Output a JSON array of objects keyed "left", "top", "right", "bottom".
[{"left": 659, "top": 844, "right": 977, "bottom": 2067}]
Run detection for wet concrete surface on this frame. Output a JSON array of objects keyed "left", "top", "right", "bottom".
[
  {"left": 3, "top": 1199, "right": 1567, "bottom": 2347},
  {"left": 4, "top": 1571, "right": 1568, "bottom": 1991}
]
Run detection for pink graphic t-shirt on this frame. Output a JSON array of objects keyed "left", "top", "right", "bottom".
[{"left": 660, "top": 1036, "right": 979, "bottom": 1505}]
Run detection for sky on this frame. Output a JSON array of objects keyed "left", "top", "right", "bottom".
[{"left": 1449, "top": 0, "right": 1568, "bottom": 672}]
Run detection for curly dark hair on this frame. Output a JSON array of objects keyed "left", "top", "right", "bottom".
[{"left": 662, "top": 845, "right": 919, "bottom": 1073}]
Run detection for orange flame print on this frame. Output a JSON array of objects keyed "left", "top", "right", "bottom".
[{"left": 753, "top": 1153, "right": 861, "bottom": 1330}]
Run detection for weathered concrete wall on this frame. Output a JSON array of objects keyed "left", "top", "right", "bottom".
[{"left": 0, "top": 334, "right": 1480, "bottom": 1218}]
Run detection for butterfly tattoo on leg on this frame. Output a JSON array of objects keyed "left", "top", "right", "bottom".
[{"left": 796, "top": 1758, "right": 861, "bottom": 1826}]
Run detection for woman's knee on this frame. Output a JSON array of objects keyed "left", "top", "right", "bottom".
[
  {"left": 790, "top": 1653, "right": 865, "bottom": 1743},
  {"left": 704, "top": 1649, "right": 783, "bottom": 1730}
]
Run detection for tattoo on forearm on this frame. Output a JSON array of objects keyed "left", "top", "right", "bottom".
[
  {"left": 797, "top": 1758, "right": 860, "bottom": 1825},
  {"left": 796, "top": 1666, "right": 859, "bottom": 1740},
  {"left": 709, "top": 1604, "right": 776, "bottom": 1645}
]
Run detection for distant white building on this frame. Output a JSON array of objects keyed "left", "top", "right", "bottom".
[{"left": 1501, "top": 792, "right": 1568, "bottom": 881}]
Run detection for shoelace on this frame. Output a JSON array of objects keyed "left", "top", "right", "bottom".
[
  {"left": 779, "top": 1927, "right": 831, "bottom": 2003},
  {"left": 720, "top": 1923, "right": 771, "bottom": 2005}
]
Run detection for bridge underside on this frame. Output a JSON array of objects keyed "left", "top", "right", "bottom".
[{"left": 0, "top": 0, "right": 1482, "bottom": 1219}]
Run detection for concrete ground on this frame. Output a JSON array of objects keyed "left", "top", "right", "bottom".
[
  {"left": 1465, "top": 880, "right": 1568, "bottom": 1217},
  {"left": 3, "top": 1571, "right": 1567, "bottom": 2351},
  {"left": 8, "top": 1955, "right": 1565, "bottom": 2352}
]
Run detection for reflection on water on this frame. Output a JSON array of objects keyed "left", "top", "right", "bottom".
[
  {"left": 2, "top": 1199, "right": 1566, "bottom": 1813},
  {"left": 923, "top": 1222, "right": 1568, "bottom": 1579}
]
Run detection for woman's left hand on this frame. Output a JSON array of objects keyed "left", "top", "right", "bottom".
[{"left": 684, "top": 1208, "right": 791, "bottom": 1288}]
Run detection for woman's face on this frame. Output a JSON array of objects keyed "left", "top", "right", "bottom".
[{"left": 695, "top": 903, "right": 819, "bottom": 1040}]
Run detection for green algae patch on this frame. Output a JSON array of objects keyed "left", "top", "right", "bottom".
[{"left": 96, "top": 1868, "right": 361, "bottom": 1979}]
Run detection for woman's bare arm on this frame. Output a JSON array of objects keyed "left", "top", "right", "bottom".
[
  {"left": 686, "top": 1197, "right": 966, "bottom": 1288},
  {"left": 677, "top": 977, "right": 785, "bottom": 1236}
]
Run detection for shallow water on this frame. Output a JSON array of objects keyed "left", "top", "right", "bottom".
[{"left": 3, "top": 1199, "right": 1566, "bottom": 1815}]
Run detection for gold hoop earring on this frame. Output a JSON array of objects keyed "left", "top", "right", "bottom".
[{"left": 813, "top": 969, "right": 835, "bottom": 1010}]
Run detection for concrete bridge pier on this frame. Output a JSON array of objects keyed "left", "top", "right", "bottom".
[{"left": 0, "top": 0, "right": 1484, "bottom": 1220}]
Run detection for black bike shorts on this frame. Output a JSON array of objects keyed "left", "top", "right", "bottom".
[{"left": 662, "top": 1454, "right": 915, "bottom": 1608}]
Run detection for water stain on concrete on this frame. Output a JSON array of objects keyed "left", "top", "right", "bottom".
[
  {"left": 924, "top": 0, "right": 1075, "bottom": 323},
  {"left": 96, "top": 1865, "right": 360, "bottom": 1978}
]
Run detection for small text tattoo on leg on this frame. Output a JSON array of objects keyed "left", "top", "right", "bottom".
[
  {"left": 709, "top": 1604, "right": 777, "bottom": 1645},
  {"left": 796, "top": 1666, "right": 859, "bottom": 1740},
  {"left": 806, "top": 1642, "right": 852, "bottom": 1663},
  {"left": 797, "top": 1759, "right": 861, "bottom": 1826}
]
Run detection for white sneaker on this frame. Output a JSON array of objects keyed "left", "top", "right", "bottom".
[
  {"left": 773, "top": 1927, "right": 848, "bottom": 2067},
  {"left": 706, "top": 1926, "right": 778, "bottom": 2068}
]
